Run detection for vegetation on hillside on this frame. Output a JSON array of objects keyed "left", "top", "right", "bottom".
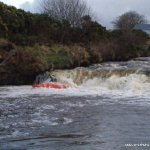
[{"left": 0, "top": 1, "right": 149, "bottom": 85}]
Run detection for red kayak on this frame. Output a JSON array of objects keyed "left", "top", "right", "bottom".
[{"left": 32, "top": 83, "right": 69, "bottom": 89}]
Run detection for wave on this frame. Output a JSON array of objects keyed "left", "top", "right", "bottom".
[
  {"left": 51, "top": 58, "right": 150, "bottom": 93},
  {"left": 1, "top": 57, "right": 150, "bottom": 98}
]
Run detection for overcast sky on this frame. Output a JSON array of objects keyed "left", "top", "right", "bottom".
[{"left": 0, "top": 0, "right": 150, "bottom": 29}]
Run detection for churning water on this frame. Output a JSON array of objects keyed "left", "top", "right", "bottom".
[{"left": 1, "top": 57, "right": 150, "bottom": 150}]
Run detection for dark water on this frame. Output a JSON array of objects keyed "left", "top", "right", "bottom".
[{"left": 0, "top": 92, "right": 150, "bottom": 150}]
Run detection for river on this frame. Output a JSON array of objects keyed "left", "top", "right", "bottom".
[{"left": 0, "top": 58, "right": 150, "bottom": 150}]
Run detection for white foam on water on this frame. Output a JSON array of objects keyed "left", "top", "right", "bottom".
[
  {"left": 32, "top": 117, "right": 59, "bottom": 126},
  {"left": 63, "top": 117, "right": 73, "bottom": 124},
  {"left": 37, "top": 104, "right": 55, "bottom": 110},
  {"left": 0, "top": 73, "right": 150, "bottom": 98},
  {"left": 1, "top": 72, "right": 150, "bottom": 106},
  {"left": 81, "top": 74, "right": 150, "bottom": 93}
]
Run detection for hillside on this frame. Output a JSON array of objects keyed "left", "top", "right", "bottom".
[{"left": 0, "top": 2, "right": 149, "bottom": 85}]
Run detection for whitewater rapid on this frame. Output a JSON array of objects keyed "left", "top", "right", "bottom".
[
  {"left": 1, "top": 57, "right": 150, "bottom": 104},
  {"left": 1, "top": 58, "right": 150, "bottom": 150}
]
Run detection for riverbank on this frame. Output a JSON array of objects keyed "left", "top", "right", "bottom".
[{"left": 0, "top": 38, "right": 150, "bottom": 85}]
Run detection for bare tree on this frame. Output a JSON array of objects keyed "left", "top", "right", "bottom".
[
  {"left": 39, "top": 0, "right": 90, "bottom": 27},
  {"left": 113, "top": 11, "right": 147, "bottom": 30}
]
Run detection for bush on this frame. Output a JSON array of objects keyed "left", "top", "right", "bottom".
[
  {"left": 0, "top": 44, "right": 50, "bottom": 85},
  {"left": 48, "top": 44, "right": 90, "bottom": 69}
]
